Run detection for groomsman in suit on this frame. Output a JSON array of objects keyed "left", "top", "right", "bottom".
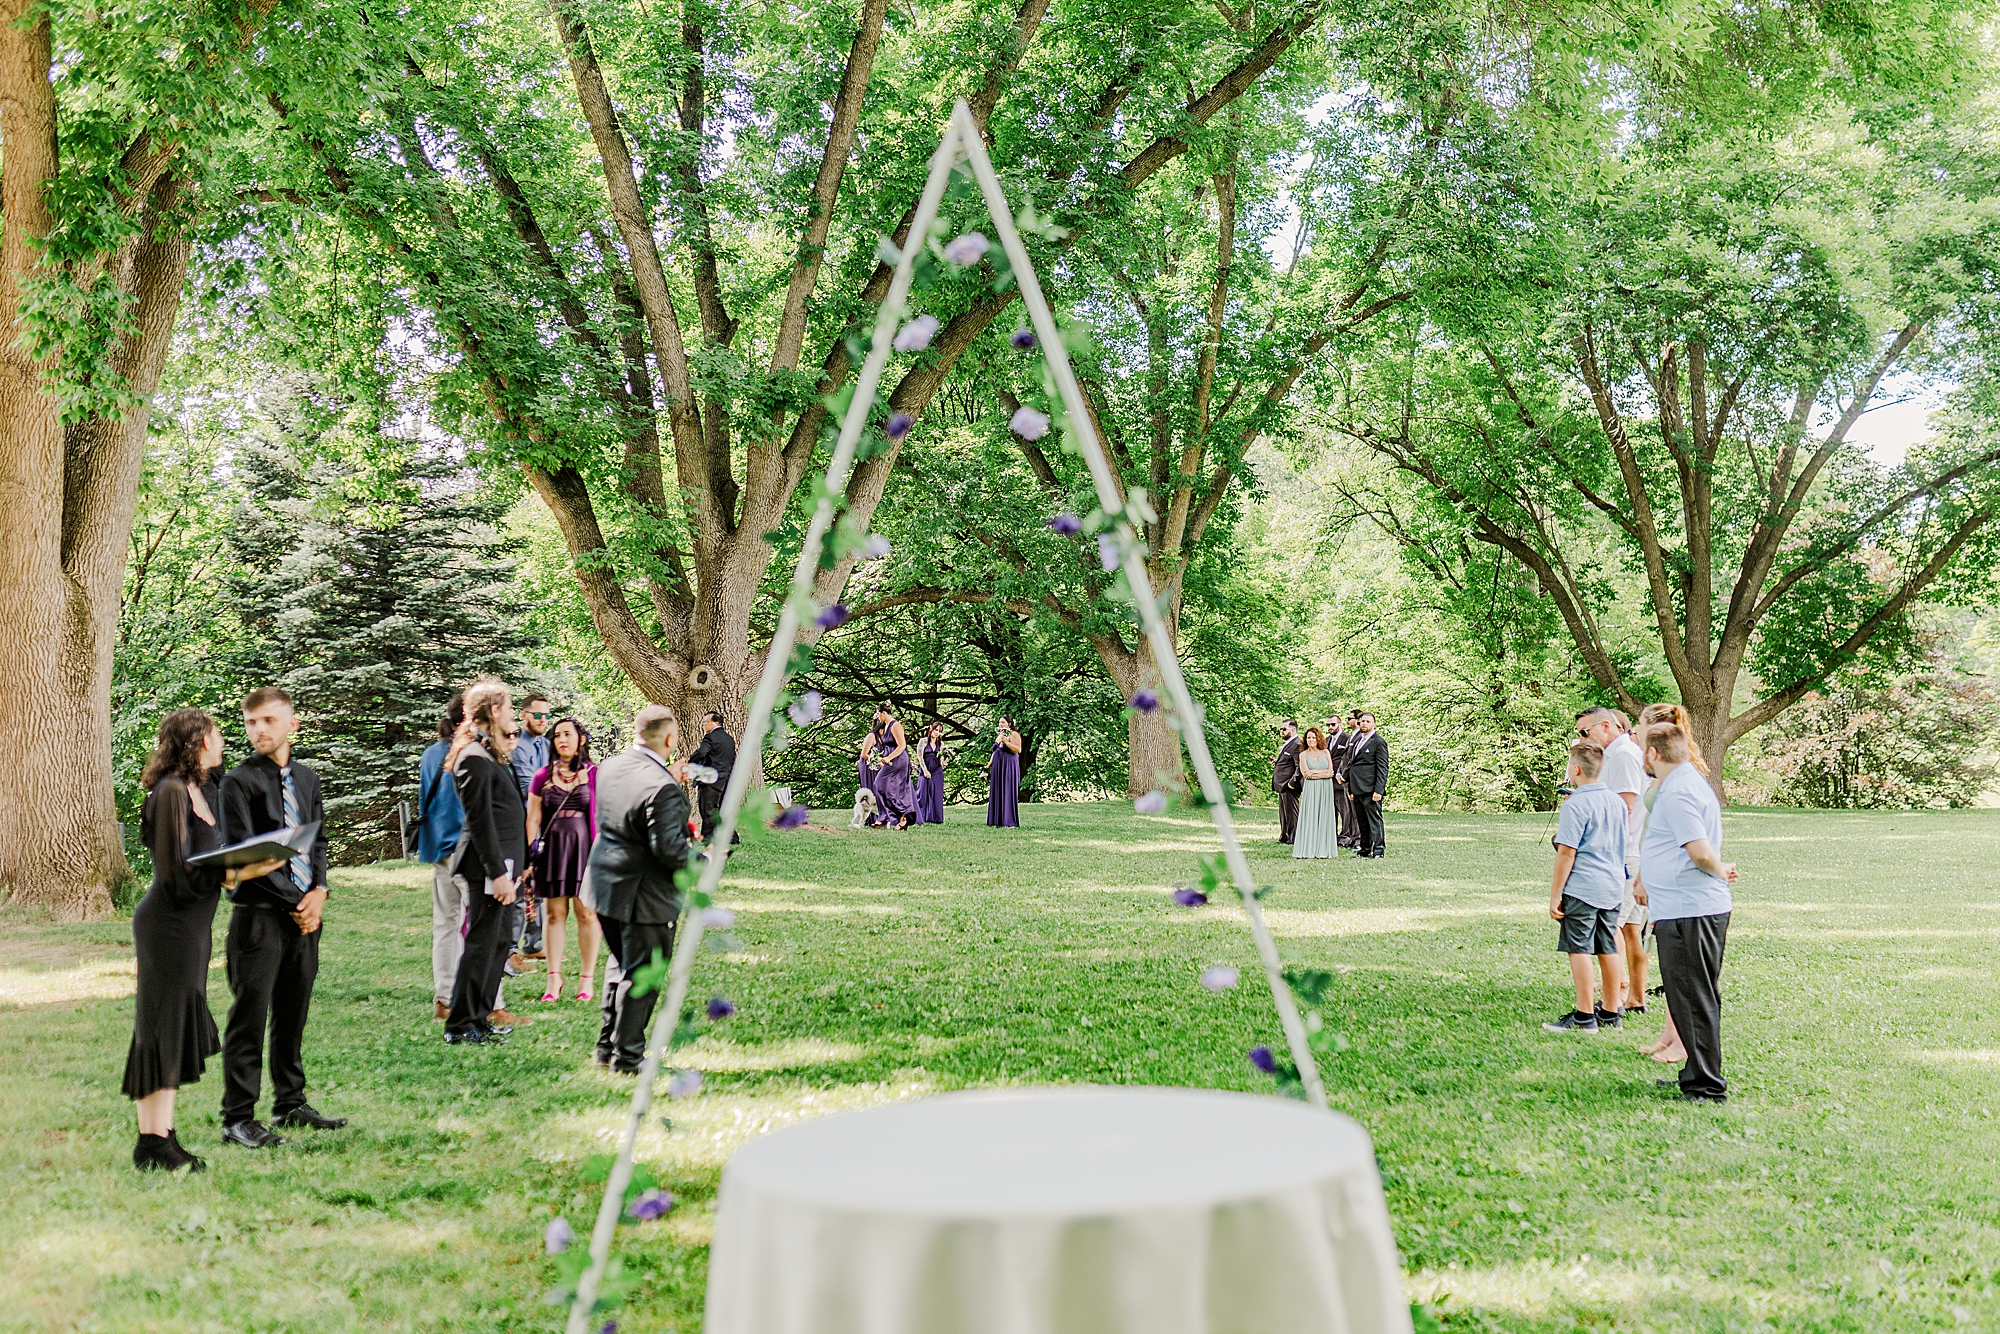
[
  {"left": 1329, "top": 713, "right": 1359, "bottom": 849},
  {"left": 1272, "top": 720, "right": 1303, "bottom": 844},
  {"left": 1345, "top": 712, "right": 1390, "bottom": 857}
]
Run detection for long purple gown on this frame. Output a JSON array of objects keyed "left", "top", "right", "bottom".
[
  {"left": 915, "top": 741, "right": 946, "bottom": 824},
  {"left": 987, "top": 741, "right": 1020, "bottom": 827},
  {"left": 872, "top": 725, "right": 920, "bottom": 827}
]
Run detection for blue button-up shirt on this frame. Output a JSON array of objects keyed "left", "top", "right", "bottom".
[
  {"left": 416, "top": 739, "right": 465, "bottom": 864},
  {"left": 511, "top": 732, "right": 551, "bottom": 801},
  {"left": 1555, "top": 781, "right": 1627, "bottom": 911}
]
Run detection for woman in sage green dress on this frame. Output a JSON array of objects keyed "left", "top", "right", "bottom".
[{"left": 1292, "top": 727, "right": 1340, "bottom": 859}]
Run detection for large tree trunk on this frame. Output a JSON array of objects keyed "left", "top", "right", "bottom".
[
  {"left": 1091, "top": 573, "right": 1187, "bottom": 798},
  {"left": 0, "top": 9, "right": 194, "bottom": 918}
]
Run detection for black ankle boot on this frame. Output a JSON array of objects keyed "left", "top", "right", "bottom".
[
  {"left": 134, "top": 1133, "right": 177, "bottom": 1171},
  {"left": 166, "top": 1129, "right": 206, "bottom": 1172}
]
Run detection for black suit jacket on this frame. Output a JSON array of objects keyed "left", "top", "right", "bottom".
[
  {"left": 454, "top": 746, "right": 528, "bottom": 886},
  {"left": 1345, "top": 732, "right": 1389, "bottom": 797},
  {"left": 1329, "top": 730, "right": 1355, "bottom": 781},
  {"left": 219, "top": 753, "right": 329, "bottom": 908},
  {"left": 1272, "top": 735, "right": 1303, "bottom": 794},
  {"left": 588, "top": 748, "right": 697, "bottom": 924},
  {"left": 688, "top": 726, "right": 737, "bottom": 788}
]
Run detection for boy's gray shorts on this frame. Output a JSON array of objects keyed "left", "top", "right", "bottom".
[{"left": 1557, "top": 896, "right": 1620, "bottom": 956}]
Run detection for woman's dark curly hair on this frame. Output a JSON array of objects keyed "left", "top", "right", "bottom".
[
  {"left": 142, "top": 708, "right": 219, "bottom": 791},
  {"left": 550, "top": 717, "right": 593, "bottom": 776}
]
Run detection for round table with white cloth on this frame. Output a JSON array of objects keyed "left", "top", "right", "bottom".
[{"left": 703, "top": 1085, "right": 1410, "bottom": 1334}]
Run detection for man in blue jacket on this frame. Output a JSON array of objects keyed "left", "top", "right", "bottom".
[{"left": 417, "top": 695, "right": 467, "bottom": 1021}]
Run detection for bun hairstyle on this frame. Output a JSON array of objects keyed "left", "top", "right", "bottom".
[
  {"left": 143, "top": 708, "right": 220, "bottom": 791},
  {"left": 1638, "top": 703, "right": 1708, "bottom": 774}
]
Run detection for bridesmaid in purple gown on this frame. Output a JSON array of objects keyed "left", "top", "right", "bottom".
[
  {"left": 987, "top": 717, "right": 1023, "bottom": 827},
  {"left": 915, "top": 723, "right": 947, "bottom": 825},
  {"left": 869, "top": 704, "right": 920, "bottom": 830}
]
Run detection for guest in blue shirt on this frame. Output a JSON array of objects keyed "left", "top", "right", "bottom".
[
  {"left": 1637, "top": 722, "right": 1737, "bottom": 1103},
  {"left": 1542, "top": 740, "right": 1630, "bottom": 1034},
  {"left": 419, "top": 695, "right": 468, "bottom": 1020}
]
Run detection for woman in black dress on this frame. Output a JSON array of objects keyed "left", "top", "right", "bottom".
[{"left": 127, "top": 709, "right": 283, "bottom": 1172}]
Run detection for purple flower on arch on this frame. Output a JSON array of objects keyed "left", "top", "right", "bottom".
[
  {"left": 1249, "top": 1045, "right": 1278, "bottom": 1073},
  {"left": 864, "top": 533, "right": 892, "bottom": 560},
  {"left": 1047, "top": 513, "right": 1082, "bottom": 535},
  {"left": 1201, "top": 965, "right": 1240, "bottom": 991},
  {"left": 1171, "top": 887, "right": 1208, "bottom": 907},
  {"left": 893, "top": 315, "right": 938, "bottom": 352},
  {"left": 1097, "top": 534, "right": 1119, "bottom": 571},
  {"left": 666, "top": 1069, "right": 704, "bottom": 1099},
  {"left": 788, "top": 690, "right": 824, "bottom": 726},
  {"left": 627, "top": 1188, "right": 673, "bottom": 1221},
  {"left": 1129, "top": 689, "right": 1160, "bottom": 714},
  {"left": 774, "top": 804, "right": 811, "bottom": 830},
  {"left": 1011, "top": 328, "right": 1037, "bottom": 350},
  {"left": 885, "top": 412, "right": 915, "bottom": 442},
  {"left": 707, "top": 996, "right": 736, "bottom": 1021},
  {"left": 544, "top": 1216, "right": 574, "bottom": 1255},
  {"left": 944, "top": 232, "right": 989, "bottom": 265},
  {"left": 1134, "top": 791, "right": 1167, "bottom": 815},
  {"left": 815, "top": 604, "right": 851, "bottom": 631},
  {"left": 701, "top": 906, "right": 737, "bottom": 929}
]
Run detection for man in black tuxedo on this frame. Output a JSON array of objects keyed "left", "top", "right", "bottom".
[
  {"left": 688, "top": 711, "right": 738, "bottom": 843},
  {"left": 588, "top": 704, "right": 699, "bottom": 1073},
  {"left": 1325, "top": 715, "right": 1356, "bottom": 849},
  {"left": 1345, "top": 711, "right": 1390, "bottom": 858},
  {"left": 218, "top": 687, "right": 347, "bottom": 1149},
  {"left": 1271, "top": 720, "right": 1303, "bottom": 844}
]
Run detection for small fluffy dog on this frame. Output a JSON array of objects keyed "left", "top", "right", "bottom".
[{"left": 848, "top": 787, "right": 879, "bottom": 829}]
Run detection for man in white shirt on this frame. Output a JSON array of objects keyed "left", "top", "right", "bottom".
[
  {"left": 1579, "top": 708, "right": 1648, "bottom": 1008},
  {"left": 1636, "top": 723, "right": 1736, "bottom": 1103}
]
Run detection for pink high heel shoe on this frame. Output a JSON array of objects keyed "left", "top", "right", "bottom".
[
  {"left": 540, "top": 982, "right": 562, "bottom": 1002},
  {"left": 575, "top": 987, "right": 594, "bottom": 1003}
]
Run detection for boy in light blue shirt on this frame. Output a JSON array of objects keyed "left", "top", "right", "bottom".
[{"left": 1542, "top": 740, "right": 1630, "bottom": 1034}]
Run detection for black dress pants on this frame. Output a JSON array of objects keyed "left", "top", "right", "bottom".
[
  {"left": 222, "top": 905, "right": 320, "bottom": 1123},
  {"left": 1334, "top": 786, "right": 1357, "bottom": 847},
  {"left": 1276, "top": 788, "right": 1300, "bottom": 844},
  {"left": 447, "top": 886, "right": 512, "bottom": 1037},
  {"left": 1655, "top": 911, "right": 1730, "bottom": 1099},
  {"left": 698, "top": 783, "right": 724, "bottom": 842},
  {"left": 1354, "top": 795, "right": 1385, "bottom": 856},
  {"left": 596, "top": 916, "right": 678, "bottom": 1072}
]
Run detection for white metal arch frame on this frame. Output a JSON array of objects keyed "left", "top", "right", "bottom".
[{"left": 565, "top": 99, "right": 1326, "bottom": 1333}]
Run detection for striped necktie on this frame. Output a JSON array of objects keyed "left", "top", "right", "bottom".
[{"left": 282, "top": 767, "right": 312, "bottom": 895}]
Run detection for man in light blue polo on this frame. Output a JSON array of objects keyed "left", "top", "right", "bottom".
[
  {"left": 417, "top": 695, "right": 467, "bottom": 1021},
  {"left": 1542, "top": 739, "right": 1629, "bottom": 1033},
  {"left": 1636, "top": 722, "right": 1737, "bottom": 1103}
]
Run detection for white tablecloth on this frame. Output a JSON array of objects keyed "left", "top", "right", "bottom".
[{"left": 704, "top": 1086, "right": 1409, "bottom": 1334}]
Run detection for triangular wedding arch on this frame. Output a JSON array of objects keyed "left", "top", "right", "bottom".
[{"left": 566, "top": 99, "right": 1328, "bottom": 1331}]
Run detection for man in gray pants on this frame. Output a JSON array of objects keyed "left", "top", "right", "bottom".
[{"left": 415, "top": 697, "right": 468, "bottom": 1021}]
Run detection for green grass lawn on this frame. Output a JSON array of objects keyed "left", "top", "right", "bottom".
[{"left": 7, "top": 802, "right": 2000, "bottom": 1333}]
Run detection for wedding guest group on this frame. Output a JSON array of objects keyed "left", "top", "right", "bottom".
[
  {"left": 1271, "top": 709, "right": 1388, "bottom": 857},
  {"left": 218, "top": 688, "right": 348, "bottom": 1148}
]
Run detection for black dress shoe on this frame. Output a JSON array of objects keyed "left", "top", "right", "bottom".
[
  {"left": 1654, "top": 1078, "right": 1726, "bottom": 1103},
  {"left": 444, "top": 1028, "right": 507, "bottom": 1045},
  {"left": 222, "top": 1120, "right": 286, "bottom": 1149},
  {"left": 167, "top": 1129, "right": 207, "bottom": 1172},
  {"left": 274, "top": 1104, "right": 348, "bottom": 1130}
]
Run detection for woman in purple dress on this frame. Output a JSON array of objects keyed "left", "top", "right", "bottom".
[
  {"left": 915, "top": 723, "right": 948, "bottom": 824},
  {"left": 527, "top": 719, "right": 600, "bottom": 1003},
  {"left": 868, "top": 704, "right": 920, "bottom": 829},
  {"left": 987, "top": 717, "right": 1023, "bottom": 827}
]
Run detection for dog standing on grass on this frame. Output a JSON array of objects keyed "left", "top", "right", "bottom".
[{"left": 849, "top": 787, "right": 879, "bottom": 829}]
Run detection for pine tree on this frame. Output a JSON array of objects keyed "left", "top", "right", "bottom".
[{"left": 231, "top": 390, "right": 537, "bottom": 861}]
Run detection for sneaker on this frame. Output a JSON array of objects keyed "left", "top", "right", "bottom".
[
  {"left": 1542, "top": 1010, "right": 1599, "bottom": 1034},
  {"left": 1594, "top": 1006, "right": 1623, "bottom": 1029}
]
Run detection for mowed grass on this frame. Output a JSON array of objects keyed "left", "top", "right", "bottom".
[{"left": 6, "top": 802, "right": 2000, "bottom": 1333}]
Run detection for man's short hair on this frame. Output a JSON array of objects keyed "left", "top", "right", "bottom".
[
  {"left": 705, "top": 711, "right": 724, "bottom": 726},
  {"left": 1349, "top": 709, "right": 1365, "bottom": 720},
  {"left": 243, "top": 686, "right": 293, "bottom": 714},
  {"left": 522, "top": 693, "right": 552, "bottom": 708},
  {"left": 635, "top": 703, "right": 678, "bottom": 747},
  {"left": 1568, "top": 739, "right": 1604, "bottom": 779},
  {"left": 1645, "top": 723, "right": 1689, "bottom": 764},
  {"left": 1282, "top": 717, "right": 1297, "bottom": 728}
]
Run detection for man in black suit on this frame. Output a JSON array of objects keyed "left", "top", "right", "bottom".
[
  {"left": 1271, "top": 719, "right": 1303, "bottom": 844},
  {"left": 687, "top": 711, "right": 738, "bottom": 843},
  {"left": 588, "top": 704, "right": 699, "bottom": 1073},
  {"left": 1345, "top": 711, "right": 1390, "bottom": 858},
  {"left": 218, "top": 687, "right": 347, "bottom": 1149},
  {"left": 1325, "top": 715, "right": 1355, "bottom": 849}
]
